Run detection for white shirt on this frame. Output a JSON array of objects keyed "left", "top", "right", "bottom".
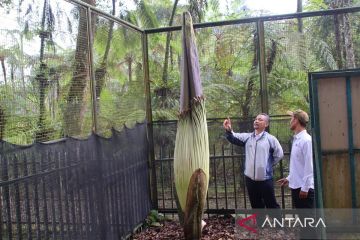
[
  {"left": 254, "top": 131, "right": 264, "bottom": 141},
  {"left": 286, "top": 130, "right": 314, "bottom": 192}
]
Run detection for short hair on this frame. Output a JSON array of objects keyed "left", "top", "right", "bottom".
[{"left": 258, "top": 113, "right": 270, "bottom": 124}]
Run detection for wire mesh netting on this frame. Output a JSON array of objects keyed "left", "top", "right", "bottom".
[
  {"left": 0, "top": 0, "right": 146, "bottom": 144},
  {"left": 147, "top": 10, "right": 360, "bottom": 121},
  {"left": 93, "top": 14, "right": 145, "bottom": 137},
  {"left": 148, "top": 22, "right": 261, "bottom": 120},
  {"left": 0, "top": 1, "right": 92, "bottom": 144},
  {"left": 265, "top": 12, "right": 360, "bottom": 115}
]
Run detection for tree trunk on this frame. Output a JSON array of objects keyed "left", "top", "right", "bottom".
[
  {"left": 64, "top": 0, "right": 96, "bottom": 136},
  {"left": 342, "top": 13, "right": 356, "bottom": 68},
  {"left": 266, "top": 39, "right": 277, "bottom": 74},
  {"left": 332, "top": 0, "right": 355, "bottom": 69},
  {"left": 0, "top": 56, "right": 6, "bottom": 85},
  {"left": 334, "top": 14, "right": 343, "bottom": 69},
  {"left": 297, "top": 0, "right": 303, "bottom": 33},
  {"left": 0, "top": 106, "right": 5, "bottom": 140},
  {"left": 161, "top": 0, "right": 179, "bottom": 95},
  {"left": 35, "top": 0, "right": 50, "bottom": 141},
  {"left": 241, "top": 31, "right": 258, "bottom": 119},
  {"left": 95, "top": 0, "right": 115, "bottom": 98}
]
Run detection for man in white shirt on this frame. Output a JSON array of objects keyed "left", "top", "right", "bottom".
[{"left": 277, "top": 109, "right": 315, "bottom": 208}]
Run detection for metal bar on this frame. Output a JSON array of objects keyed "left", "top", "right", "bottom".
[
  {"left": 80, "top": 146, "right": 90, "bottom": 240},
  {"left": 55, "top": 153, "right": 64, "bottom": 240},
  {"left": 48, "top": 152, "right": 57, "bottom": 240},
  {"left": 231, "top": 145, "right": 238, "bottom": 210},
  {"left": 311, "top": 78, "right": 324, "bottom": 209},
  {"left": 212, "top": 145, "right": 219, "bottom": 209},
  {"left": 222, "top": 145, "right": 228, "bottom": 209},
  {"left": 94, "top": 137, "right": 107, "bottom": 239},
  {"left": 66, "top": 0, "right": 143, "bottom": 32},
  {"left": 87, "top": 7, "right": 98, "bottom": 134},
  {"left": 206, "top": 186, "right": 210, "bottom": 218},
  {"left": 0, "top": 158, "right": 3, "bottom": 240},
  {"left": 144, "top": 6, "right": 360, "bottom": 34},
  {"left": 30, "top": 153, "right": 41, "bottom": 240},
  {"left": 74, "top": 154, "right": 84, "bottom": 239},
  {"left": 13, "top": 156, "right": 22, "bottom": 240},
  {"left": 40, "top": 154, "right": 49, "bottom": 239},
  {"left": 1, "top": 156, "right": 12, "bottom": 240},
  {"left": 0, "top": 162, "right": 81, "bottom": 187},
  {"left": 242, "top": 155, "right": 247, "bottom": 209},
  {"left": 168, "top": 149, "right": 174, "bottom": 209},
  {"left": 142, "top": 33, "right": 158, "bottom": 210},
  {"left": 62, "top": 152, "right": 71, "bottom": 239},
  {"left": 257, "top": 20, "right": 268, "bottom": 113},
  {"left": 114, "top": 149, "right": 122, "bottom": 237},
  {"left": 23, "top": 155, "right": 32, "bottom": 240},
  {"left": 119, "top": 157, "right": 126, "bottom": 235},
  {"left": 346, "top": 76, "right": 357, "bottom": 209},
  {"left": 309, "top": 68, "right": 360, "bottom": 79},
  {"left": 151, "top": 115, "right": 291, "bottom": 124},
  {"left": 154, "top": 152, "right": 289, "bottom": 162},
  {"left": 69, "top": 155, "right": 77, "bottom": 239},
  {"left": 54, "top": 152, "right": 64, "bottom": 239},
  {"left": 160, "top": 147, "right": 165, "bottom": 209},
  {"left": 109, "top": 157, "right": 116, "bottom": 237},
  {"left": 279, "top": 159, "right": 285, "bottom": 209}
]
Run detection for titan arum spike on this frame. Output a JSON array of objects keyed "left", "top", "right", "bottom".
[{"left": 174, "top": 12, "right": 209, "bottom": 240}]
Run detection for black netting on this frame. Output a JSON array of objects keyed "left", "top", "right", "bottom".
[{"left": 0, "top": 123, "right": 150, "bottom": 240}]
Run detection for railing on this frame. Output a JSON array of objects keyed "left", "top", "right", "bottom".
[{"left": 152, "top": 116, "right": 295, "bottom": 215}]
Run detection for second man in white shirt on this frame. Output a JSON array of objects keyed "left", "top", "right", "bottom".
[{"left": 277, "top": 109, "right": 315, "bottom": 208}]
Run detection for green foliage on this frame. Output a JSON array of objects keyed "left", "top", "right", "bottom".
[
  {"left": 144, "top": 210, "right": 167, "bottom": 227},
  {"left": 1, "top": 0, "right": 360, "bottom": 143}
]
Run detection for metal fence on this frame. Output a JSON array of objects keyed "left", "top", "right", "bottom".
[
  {"left": 0, "top": 123, "right": 151, "bottom": 240},
  {"left": 153, "top": 116, "right": 297, "bottom": 215}
]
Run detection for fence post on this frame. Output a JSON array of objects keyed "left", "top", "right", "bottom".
[
  {"left": 0, "top": 155, "right": 4, "bottom": 240},
  {"left": 257, "top": 20, "right": 269, "bottom": 114},
  {"left": 142, "top": 32, "right": 158, "bottom": 209},
  {"left": 94, "top": 136, "right": 107, "bottom": 239},
  {"left": 87, "top": 6, "right": 98, "bottom": 134}
]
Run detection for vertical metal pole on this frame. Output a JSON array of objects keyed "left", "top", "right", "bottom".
[
  {"left": 257, "top": 20, "right": 269, "bottom": 114},
  {"left": 87, "top": 7, "right": 98, "bottom": 133},
  {"left": 142, "top": 32, "right": 158, "bottom": 209},
  {"left": 311, "top": 78, "right": 324, "bottom": 209},
  {"left": 310, "top": 76, "right": 326, "bottom": 239},
  {"left": 346, "top": 76, "right": 357, "bottom": 208}
]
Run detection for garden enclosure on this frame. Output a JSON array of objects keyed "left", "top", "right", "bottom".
[{"left": 1, "top": 0, "right": 360, "bottom": 239}]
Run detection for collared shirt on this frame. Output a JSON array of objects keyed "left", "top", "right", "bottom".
[
  {"left": 226, "top": 130, "right": 284, "bottom": 181},
  {"left": 254, "top": 131, "right": 264, "bottom": 141},
  {"left": 286, "top": 130, "right": 314, "bottom": 192}
]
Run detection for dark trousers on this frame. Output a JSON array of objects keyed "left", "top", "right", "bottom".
[
  {"left": 291, "top": 188, "right": 315, "bottom": 209},
  {"left": 245, "top": 176, "right": 280, "bottom": 209},
  {"left": 291, "top": 188, "right": 316, "bottom": 239}
]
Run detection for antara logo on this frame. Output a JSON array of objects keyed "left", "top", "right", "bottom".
[
  {"left": 262, "top": 217, "right": 326, "bottom": 228},
  {"left": 236, "top": 214, "right": 326, "bottom": 233},
  {"left": 237, "top": 214, "right": 258, "bottom": 233}
]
